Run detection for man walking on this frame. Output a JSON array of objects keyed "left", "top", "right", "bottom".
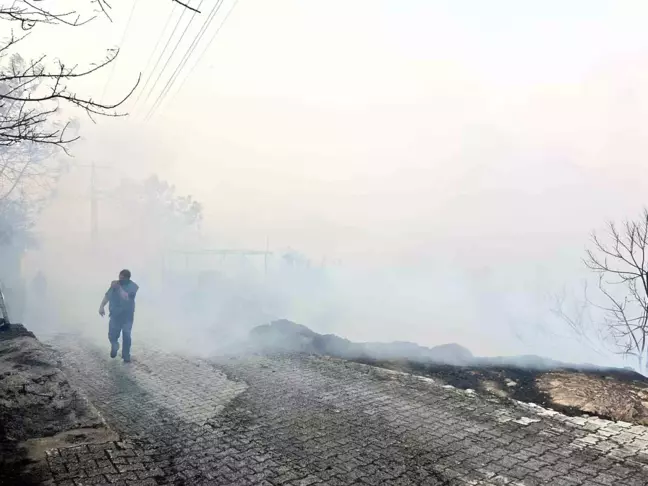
[{"left": 99, "top": 269, "right": 139, "bottom": 362}]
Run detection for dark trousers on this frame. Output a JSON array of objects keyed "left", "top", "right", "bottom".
[{"left": 108, "top": 314, "right": 134, "bottom": 359}]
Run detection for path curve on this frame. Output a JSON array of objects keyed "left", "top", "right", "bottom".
[{"left": 41, "top": 334, "right": 648, "bottom": 486}]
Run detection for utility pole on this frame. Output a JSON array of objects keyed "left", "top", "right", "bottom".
[
  {"left": 76, "top": 162, "right": 113, "bottom": 248},
  {"left": 90, "top": 161, "right": 98, "bottom": 247}
]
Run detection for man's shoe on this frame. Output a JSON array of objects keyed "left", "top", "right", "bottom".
[
  {"left": 110, "top": 344, "right": 119, "bottom": 359},
  {"left": 122, "top": 356, "right": 131, "bottom": 363}
]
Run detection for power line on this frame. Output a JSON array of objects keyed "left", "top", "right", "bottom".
[
  {"left": 132, "top": 2, "right": 180, "bottom": 108},
  {"left": 137, "top": 1, "right": 198, "bottom": 110},
  {"left": 136, "top": 4, "right": 190, "bottom": 110},
  {"left": 172, "top": 0, "right": 239, "bottom": 104},
  {"left": 139, "top": 0, "right": 204, "bottom": 114},
  {"left": 145, "top": 0, "right": 225, "bottom": 119},
  {"left": 146, "top": 0, "right": 208, "bottom": 111},
  {"left": 143, "top": 4, "right": 179, "bottom": 72},
  {"left": 101, "top": 0, "right": 139, "bottom": 102}
]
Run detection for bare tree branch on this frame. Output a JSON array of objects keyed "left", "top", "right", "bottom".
[
  {"left": 578, "top": 210, "right": 648, "bottom": 372},
  {"left": 0, "top": 0, "right": 198, "bottom": 28},
  {"left": 0, "top": 31, "right": 142, "bottom": 158},
  {"left": 0, "top": 0, "right": 199, "bottom": 242},
  {"left": 172, "top": 0, "right": 202, "bottom": 13}
]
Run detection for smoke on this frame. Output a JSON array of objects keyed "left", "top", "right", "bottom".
[
  {"left": 13, "top": 105, "right": 645, "bottom": 371},
  {"left": 9, "top": 0, "right": 648, "bottom": 373}
]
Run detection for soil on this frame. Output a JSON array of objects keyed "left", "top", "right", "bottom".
[{"left": 0, "top": 323, "right": 110, "bottom": 484}]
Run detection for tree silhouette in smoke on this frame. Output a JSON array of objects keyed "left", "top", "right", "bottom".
[{"left": 111, "top": 174, "right": 202, "bottom": 241}]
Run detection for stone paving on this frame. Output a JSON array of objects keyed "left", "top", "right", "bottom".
[{"left": 33, "top": 334, "right": 648, "bottom": 485}]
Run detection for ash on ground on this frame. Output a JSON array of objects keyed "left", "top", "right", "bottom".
[{"left": 249, "top": 319, "right": 648, "bottom": 425}]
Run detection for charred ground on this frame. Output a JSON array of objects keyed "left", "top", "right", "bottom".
[{"left": 250, "top": 319, "right": 648, "bottom": 425}]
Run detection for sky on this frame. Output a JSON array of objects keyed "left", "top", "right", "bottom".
[{"left": 16, "top": 0, "right": 648, "bottom": 367}]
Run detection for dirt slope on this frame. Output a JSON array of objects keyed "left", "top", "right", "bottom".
[{"left": 0, "top": 324, "right": 116, "bottom": 484}]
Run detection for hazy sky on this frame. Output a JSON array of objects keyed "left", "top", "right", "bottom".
[{"left": 21, "top": 1, "right": 648, "bottom": 366}]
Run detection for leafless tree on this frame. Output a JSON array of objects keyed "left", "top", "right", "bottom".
[
  {"left": 0, "top": 0, "right": 197, "bottom": 201},
  {"left": 0, "top": 1, "right": 198, "bottom": 29},
  {"left": 0, "top": 39, "right": 134, "bottom": 150},
  {"left": 582, "top": 209, "right": 648, "bottom": 372}
]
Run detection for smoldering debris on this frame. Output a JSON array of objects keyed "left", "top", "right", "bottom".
[
  {"left": 248, "top": 319, "right": 648, "bottom": 425},
  {"left": 249, "top": 318, "right": 473, "bottom": 365}
]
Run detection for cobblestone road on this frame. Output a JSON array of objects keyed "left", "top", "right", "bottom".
[{"left": 36, "top": 334, "right": 648, "bottom": 486}]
